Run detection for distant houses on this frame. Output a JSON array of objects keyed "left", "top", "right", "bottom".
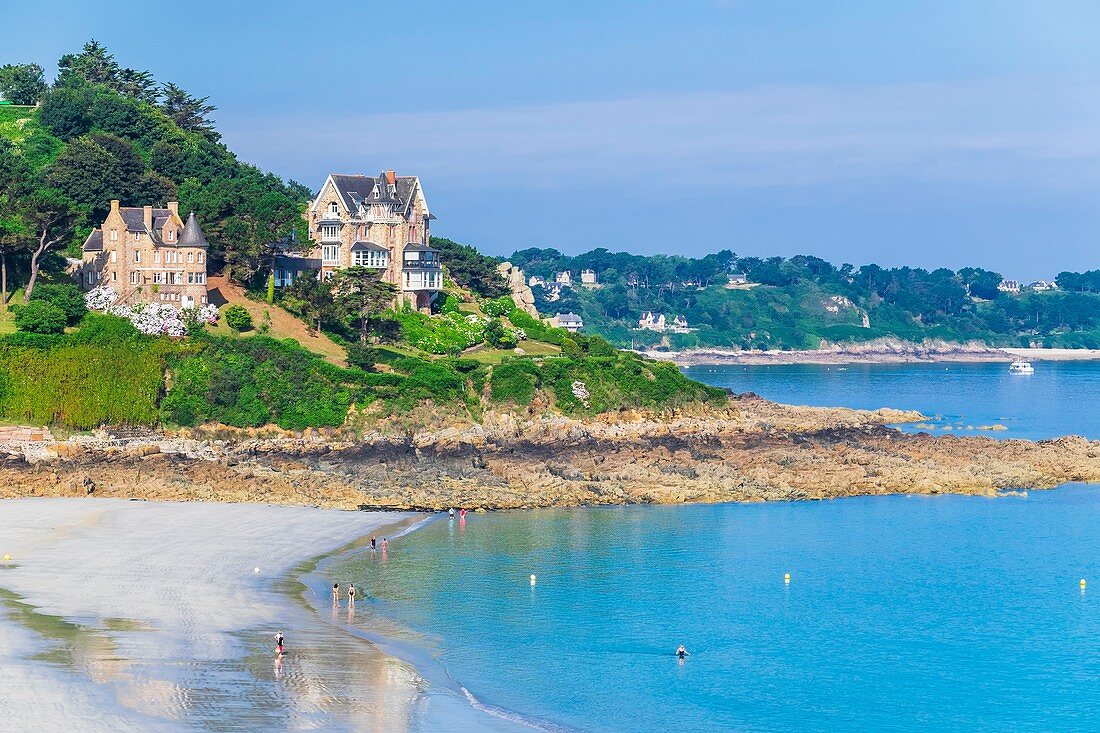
[
  {"left": 638, "top": 311, "right": 692, "bottom": 333},
  {"left": 554, "top": 271, "right": 573, "bottom": 287},
  {"left": 580, "top": 269, "right": 598, "bottom": 286},
  {"left": 528, "top": 275, "right": 546, "bottom": 287},
  {"left": 552, "top": 312, "right": 584, "bottom": 333},
  {"left": 997, "top": 278, "right": 1060, "bottom": 295},
  {"left": 726, "top": 272, "right": 749, "bottom": 287}
]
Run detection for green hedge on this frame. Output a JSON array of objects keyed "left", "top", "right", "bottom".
[{"left": 0, "top": 326, "right": 168, "bottom": 428}]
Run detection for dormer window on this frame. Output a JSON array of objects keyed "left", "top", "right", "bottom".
[
  {"left": 167, "top": 229, "right": 175, "bottom": 242},
  {"left": 109, "top": 229, "right": 118, "bottom": 242},
  {"left": 373, "top": 188, "right": 380, "bottom": 198}
]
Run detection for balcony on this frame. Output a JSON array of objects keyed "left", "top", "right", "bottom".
[{"left": 402, "top": 255, "right": 441, "bottom": 270}]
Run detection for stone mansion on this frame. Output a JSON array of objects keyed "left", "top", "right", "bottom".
[
  {"left": 276, "top": 170, "right": 441, "bottom": 311},
  {"left": 79, "top": 200, "right": 209, "bottom": 308}
]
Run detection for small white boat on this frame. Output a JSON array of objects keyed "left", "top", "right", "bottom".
[{"left": 1008, "top": 360, "right": 1034, "bottom": 374}]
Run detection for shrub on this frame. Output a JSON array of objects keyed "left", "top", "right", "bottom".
[
  {"left": 224, "top": 304, "right": 253, "bottom": 332},
  {"left": 489, "top": 360, "right": 541, "bottom": 405},
  {"left": 14, "top": 301, "right": 67, "bottom": 335},
  {"left": 482, "top": 296, "right": 515, "bottom": 317},
  {"left": 30, "top": 283, "right": 87, "bottom": 325}
]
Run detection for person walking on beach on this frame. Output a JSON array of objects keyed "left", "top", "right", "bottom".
[
  {"left": 348, "top": 584, "right": 357, "bottom": 604},
  {"left": 381, "top": 537, "right": 389, "bottom": 554},
  {"left": 370, "top": 536, "right": 377, "bottom": 554},
  {"left": 332, "top": 583, "right": 340, "bottom": 605},
  {"left": 275, "top": 632, "right": 284, "bottom": 656}
]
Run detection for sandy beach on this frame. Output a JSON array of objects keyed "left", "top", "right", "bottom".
[{"left": 0, "top": 499, "right": 519, "bottom": 733}]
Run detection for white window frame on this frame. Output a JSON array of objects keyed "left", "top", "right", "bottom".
[
  {"left": 329, "top": 201, "right": 339, "bottom": 215},
  {"left": 321, "top": 224, "right": 340, "bottom": 242},
  {"left": 109, "top": 229, "right": 118, "bottom": 242},
  {"left": 322, "top": 245, "right": 340, "bottom": 265},
  {"left": 134, "top": 250, "right": 141, "bottom": 263}
]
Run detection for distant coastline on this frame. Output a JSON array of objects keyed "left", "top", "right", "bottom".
[{"left": 638, "top": 341, "right": 1100, "bottom": 366}]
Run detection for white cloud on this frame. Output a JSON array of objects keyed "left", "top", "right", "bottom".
[{"left": 224, "top": 76, "right": 1100, "bottom": 191}]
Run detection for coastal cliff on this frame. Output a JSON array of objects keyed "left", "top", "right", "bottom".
[{"left": 3, "top": 395, "right": 1098, "bottom": 510}]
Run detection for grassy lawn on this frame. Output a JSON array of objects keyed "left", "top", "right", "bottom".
[
  {"left": 461, "top": 339, "right": 561, "bottom": 364},
  {"left": 0, "top": 309, "right": 14, "bottom": 335},
  {"left": 0, "top": 107, "right": 37, "bottom": 145}
]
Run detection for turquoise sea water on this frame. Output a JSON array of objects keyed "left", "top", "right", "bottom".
[
  {"left": 320, "top": 362, "right": 1100, "bottom": 732},
  {"left": 683, "top": 361, "right": 1100, "bottom": 441},
  {"left": 337, "top": 490, "right": 1100, "bottom": 732}
]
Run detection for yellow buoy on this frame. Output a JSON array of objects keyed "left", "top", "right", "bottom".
[
  {"left": 784, "top": 573, "right": 791, "bottom": 584},
  {"left": 1081, "top": 579, "right": 1087, "bottom": 589},
  {"left": 3, "top": 554, "right": 10, "bottom": 561},
  {"left": 530, "top": 574, "right": 537, "bottom": 585}
]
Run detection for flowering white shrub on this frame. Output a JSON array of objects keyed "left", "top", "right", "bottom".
[
  {"left": 83, "top": 286, "right": 216, "bottom": 336},
  {"left": 84, "top": 286, "right": 119, "bottom": 311},
  {"left": 512, "top": 327, "right": 527, "bottom": 341}
]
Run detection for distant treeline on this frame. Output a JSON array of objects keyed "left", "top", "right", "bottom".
[{"left": 510, "top": 248, "right": 1100, "bottom": 350}]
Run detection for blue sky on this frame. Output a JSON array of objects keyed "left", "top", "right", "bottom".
[{"left": 3, "top": 0, "right": 1099, "bottom": 278}]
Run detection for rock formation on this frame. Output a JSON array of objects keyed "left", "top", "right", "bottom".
[
  {"left": 3, "top": 395, "right": 1098, "bottom": 510},
  {"left": 497, "top": 261, "right": 539, "bottom": 317}
]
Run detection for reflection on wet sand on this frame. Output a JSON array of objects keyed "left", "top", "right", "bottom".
[{"left": 0, "top": 500, "right": 448, "bottom": 732}]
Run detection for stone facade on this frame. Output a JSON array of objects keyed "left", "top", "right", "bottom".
[
  {"left": 79, "top": 200, "right": 209, "bottom": 308},
  {"left": 303, "top": 170, "right": 440, "bottom": 311}
]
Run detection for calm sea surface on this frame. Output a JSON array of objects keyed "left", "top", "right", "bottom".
[
  {"left": 684, "top": 360, "right": 1100, "bottom": 440},
  {"left": 326, "top": 362, "right": 1100, "bottom": 732}
]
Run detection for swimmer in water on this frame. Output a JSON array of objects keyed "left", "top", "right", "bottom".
[
  {"left": 275, "top": 632, "right": 284, "bottom": 655},
  {"left": 676, "top": 645, "right": 688, "bottom": 660},
  {"left": 332, "top": 583, "right": 340, "bottom": 605},
  {"left": 348, "top": 584, "right": 356, "bottom": 604}
]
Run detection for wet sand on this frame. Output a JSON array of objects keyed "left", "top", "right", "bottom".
[{"left": 0, "top": 499, "right": 519, "bottom": 732}]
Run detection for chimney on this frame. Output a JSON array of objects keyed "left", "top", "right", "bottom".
[
  {"left": 143, "top": 205, "right": 153, "bottom": 230},
  {"left": 386, "top": 170, "right": 396, "bottom": 185},
  {"left": 110, "top": 200, "right": 120, "bottom": 214},
  {"left": 167, "top": 201, "right": 179, "bottom": 217}
]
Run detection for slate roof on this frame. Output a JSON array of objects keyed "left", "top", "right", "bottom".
[
  {"left": 119, "top": 207, "right": 172, "bottom": 233},
  {"left": 402, "top": 242, "right": 437, "bottom": 252},
  {"left": 557, "top": 312, "right": 583, "bottom": 324},
  {"left": 274, "top": 255, "right": 321, "bottom": 269},
  {"left": 177, "top": 212, "right": 208, "bottom": 248},
  {"left": 350, "top": 240, "right": 389, "bottom": 252},
  {"left": 328, "top": 172, "right": 420, "bottom": 214},
  {"left": 82, "top": 229, "right": 103, "bottom": 252}
]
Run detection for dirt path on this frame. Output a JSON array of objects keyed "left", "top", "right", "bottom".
[{"left": 206, "top": 275, "right": 347, "bottom": 365}]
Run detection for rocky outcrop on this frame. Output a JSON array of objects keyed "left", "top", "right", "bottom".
[
  {"left": 497, "top": 261, "right": 539, "bottom": 317},
  {"left": 2, "top": 397, "right": 1098, "bottom": 510}
]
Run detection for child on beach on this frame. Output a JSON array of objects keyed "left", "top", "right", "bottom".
[
  {"left": 348, "top": 584, "right": 356, "bottom": 604},
  {"left": 332, "top": 583, "right": 340, "bottom": 605},
  {"left": 275, "top": 632, "right": 284, "bottom": 655}
]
